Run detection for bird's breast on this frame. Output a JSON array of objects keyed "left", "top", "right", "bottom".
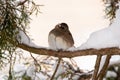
[
  {"left": 55, "top": 37, "right": 69, "bottom": 50},
  {"left": 48, "top": 34, "right": 71, "bottom": 50}
]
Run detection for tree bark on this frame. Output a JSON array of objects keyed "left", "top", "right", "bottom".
[
  {"left": 92, "top": 55, "right": 102, "bottom": 80},
  {"left": 97, "top": 55, "right": 111, "bottom": 80},
  {"left": 18, "top": 43, "right": 120, "bottom": 58}
]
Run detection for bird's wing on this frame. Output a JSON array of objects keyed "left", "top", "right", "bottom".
[{"left": 62, "top": 31, "right": 74, "bottom": 47}]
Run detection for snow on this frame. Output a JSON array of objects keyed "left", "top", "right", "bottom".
[
  {"left": 0, "top": 75, "right": 8, "bottom": 80},
  {"left": 26, "top": 65, "right": 36, "bottom": 77},
  {"left": 14, "top": 64, "right": 26, "bottom": 73},
  {"left": 106, "top": 71, "right": 117, "bottom": 78},
  {"left": 79, "top": 2, "right": 120, "bottom": 50},
  {"left": 17, "top": 30, "right": 35, "bottom": 46},
  {"left": 13, "top": 64, "right": 26, "bottom": 77},
  {"left": 109, "top": 56, "right": 120, "bottom": 66},
  {"left": 35, "top": 72, "right": 48, "bottom": 80},
  {"left": 17, "top": 30, "right": 45, "bottom": 48}
]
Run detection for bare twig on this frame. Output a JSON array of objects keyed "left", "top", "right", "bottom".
[
  {"left": 50, "top": 58, "right": 61, "bottom": 80},
  {"left": 70, "top": 58, "right": 79, "bottom": 68},
  {"left": 17, "top": 0, "right": 28, "bottom": 6},
  {"left": 97, "top": 55, "right": 111, "bottom": 80},
  {"left": 92, "top": 55, "right": 102, "bottom": 80},
  {"left": 30, "top": 52, "right": 41, "bottom": 68}
]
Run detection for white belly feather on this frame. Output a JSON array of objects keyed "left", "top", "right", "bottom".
[{"left": 48, "top": 34, "right": 68, "bottom": 50}]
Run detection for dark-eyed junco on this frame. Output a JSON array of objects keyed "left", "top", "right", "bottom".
[{"left": 48, "top": 23, "right": 74, "bottom": 50}]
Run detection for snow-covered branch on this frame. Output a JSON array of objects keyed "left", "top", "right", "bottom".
[{"left": 18, "top": 43, "right": 120, "bottom": 58}]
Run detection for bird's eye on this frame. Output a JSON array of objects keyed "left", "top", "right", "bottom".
[
  {"left": 58, "top": 24, "right": 64, "bottom": 29},
  {"left": 60, "top": 26, "right": 65, "bottom": 29}
]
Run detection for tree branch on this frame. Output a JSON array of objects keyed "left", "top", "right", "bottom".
[
  {"left": 50, "top": 58, "right": 61, "bottom": 80},
  {"left": 97, "top": 55, "right": 111, "bottom": 80},
  {"left": 92, "top": 55, "right": 102, "bottom": 80},
  {"left": 18, "top": 43, "right": 120, "bottom": 58}
]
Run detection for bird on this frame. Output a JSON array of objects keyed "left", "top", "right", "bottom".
[{"left": 48, "top": 22, "right": 74, "bottom": 51}]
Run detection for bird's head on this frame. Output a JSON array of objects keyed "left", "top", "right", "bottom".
[{"left": 55, "top": 23, "right": 69, "bottom": 31}]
